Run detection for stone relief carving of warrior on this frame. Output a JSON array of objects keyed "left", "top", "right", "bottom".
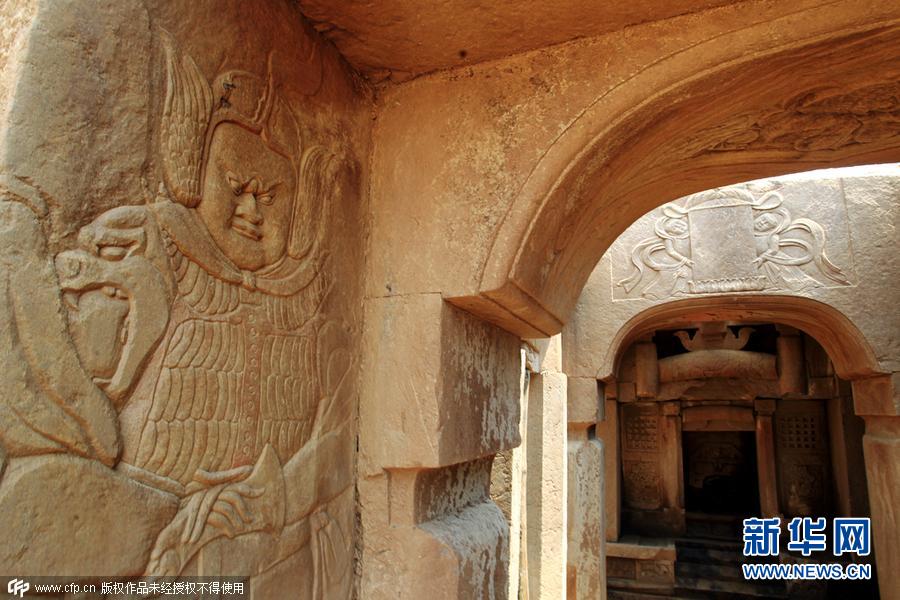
[
  {"left": 616, "top": 188, "right": 851, "bottom": 299},
  {"left": 0, "top": 33, "right": 352, "bottom": 598}
]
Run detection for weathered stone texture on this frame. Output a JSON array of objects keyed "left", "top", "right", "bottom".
[
  {"left": 0, "top": 1, "right": 368, "bottom": 595},
  {"left": 2, "top": 1, "right": 899, "bottom": 598},
  {"left": 360, "top": 294, "right": 521, "bottom": 470}
]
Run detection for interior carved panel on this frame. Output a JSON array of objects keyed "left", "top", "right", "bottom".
[
  {"left": 607, "top": 557, "right": 638, "bottom": 580},
  {"left": 775, "top": 400, "right": 832, "bottom": 518},
  {"left": 620, "top": 403, "right": 663, "bottom": 510},
  {"left": 622, "top": 404, "right": 660, "bottom": 452},
  {"left": 622, "top": 460, "right": 662, "bottom": 510}
]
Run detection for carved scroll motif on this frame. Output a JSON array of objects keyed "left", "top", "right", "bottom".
[
  {"left": 614, "top": 188, "right": 852, "bottom": 300},
  {"left": 682, "top": 81, "right": 900, "bottom": 156}
]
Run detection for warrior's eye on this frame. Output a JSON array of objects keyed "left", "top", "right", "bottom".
[
  {"left": 225, "top": 171, "right": 244, "bottom": 195},
  {"left": 256, "top": 181, "right": 280, "bottom": 206}
]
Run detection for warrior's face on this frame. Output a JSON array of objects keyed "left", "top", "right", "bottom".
[{"left": 198, "top": 123, "right": 296, "bottom": 271}]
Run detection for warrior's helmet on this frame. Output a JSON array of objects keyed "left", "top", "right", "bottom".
[{"left": 159, "top": 34, "right": 336, "bottom": 262}]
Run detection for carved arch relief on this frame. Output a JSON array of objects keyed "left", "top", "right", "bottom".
[
  {"left": 613, "top": 186, "right": 854, "bottom": 301},
  {"left": 456, "top": 15, "right": 900, "bottom": 338},
  {"left": 0, "top": 32, "right": 353, "bottom": 595}
]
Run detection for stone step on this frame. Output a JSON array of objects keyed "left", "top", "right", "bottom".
[
  {"left": 675, "top": 536, "right": 743, "bottom": 552},
  {"left": 675, "top": 575, "right": 787, "bottom": 599},
  {"left": 684, "top": 518, "right": 743, "bottom": 540},
  {"left": 677, "top": 544, "right": 744, "bottom": 566},
  {"left": 609, "top": 590, "right": 702, "bottom": 600},
  {"left": 673, "top": 535, "right": 788, "bottom": 600},
  {"left": 676, "top": 558, "right": 748, "bottom": 582}
]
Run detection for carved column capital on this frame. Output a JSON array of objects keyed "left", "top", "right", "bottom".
[
  {"left": 635, "top": 341, "right": 659, "bottom": 398},
  {"left": 661, "top": 401, "right": 681, "bottom": 417},
  {"left": 754, "top": 398, "right": 777, "bottom": 416}
]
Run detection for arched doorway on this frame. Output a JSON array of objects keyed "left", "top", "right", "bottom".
[
  {"left": 601, "top": 312, "right": 879, "bottom": 598},
  {"left": 555, "top": 170, "right": 899, "bottom": 599},
  {"left": 446, "top": 17, "right": 900, "bottom": 337}
]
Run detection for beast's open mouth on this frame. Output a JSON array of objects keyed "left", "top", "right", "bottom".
[
  {"left": 61, "top": 284, "right": 130, "bottom": 383},
  {"left": 62, "top": 284, "right": 127, "bottom": 310},
  {"left": 53, "top": 245, "right": 173, "bottom": 403}
]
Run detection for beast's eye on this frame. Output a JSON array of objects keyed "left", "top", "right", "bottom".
[{"left": 225, "top": 171, "right": 244, "bottom": 195}]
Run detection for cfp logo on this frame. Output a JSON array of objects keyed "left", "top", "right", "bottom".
[{"left": 7, "top": 578, "right": 29, "bottom": 598}]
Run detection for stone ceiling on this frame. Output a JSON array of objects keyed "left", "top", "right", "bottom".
[{"left": 297, "top": 0, "right": 743, "bottom": 81}]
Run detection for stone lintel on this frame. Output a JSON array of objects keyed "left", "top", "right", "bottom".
[
  {"left": 361, "top": 293, "right": 521, "bottom": 470},
  {"left": 607, "top": 540, "right": 676, "bottom": 561},
  {"left": 853, "top": 374, "right": 899, "bottom": 417},
  {"left": 754, "top": 398, "right": 777, "bottom": 416},
  {"left": 568, "top": 376, "right": 602, "bottom": 425}
]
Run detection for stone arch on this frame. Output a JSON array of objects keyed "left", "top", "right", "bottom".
[
  {"left": 598, "top": 295, "right": 883, "bottom": 382},
  {"left": 590, "top": 288, "right": 900, "bottom": 598},
  {"left": 448, "top": 3, "right": 900, "bottom": 337}
]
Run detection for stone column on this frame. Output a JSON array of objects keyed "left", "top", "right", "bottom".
[
  {"left": 595, "top": 395, "right": 621, "bottom": 543},
  {"left": 776, "top": 325, "right": 807, "bottom": 396},
  {"left": 524, "top": 335, "right": 567, "bottom": 600},
  {"left": 853, "top": 374, "right": 900, "bottom": 600},
  {"left": 360, "top": 294, "right": 521, "bottom": 599},
  {"left": 659, "top": 401, "right": 685, "bottom": 534},
  {"left": 492, "top": 347, "right": 530, "bottom": 600},
  {"left": 826, "top": 393, "right": 853, "bottom": 517},
  {"left": 634, "top": 341, "right": 659, "bottom": 399},
  {"left": 754, "top": 399, "right": 780, "bottom": 518},
  {"left": 567, "top": 376, "right": 605, "bottom": 599}
]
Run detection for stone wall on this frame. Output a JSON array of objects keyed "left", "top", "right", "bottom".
[
  {"left": 0, "top": 1, "right": 370, "bottom": 596},
  {"left": 565, "top": 168, "right": 900, "bottom": 382},
  {"left": 367, "top": 1, "right": 900, "bottom": 336}
]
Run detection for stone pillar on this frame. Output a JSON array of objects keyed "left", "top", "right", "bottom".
[
  {"left": 853, "top": 374, "right": 900, "bottom": 600},
  {"left": 567, "top": 376, "right": 605, "bottom": 599},
  {"left": 659, "top": 401, "right": 685, "bottom": 533},
  {"left": 360, "top": 294, "right": 521, "bottom": 599},
  {"left": 776, "top": 325, "right": 807, "bottom": 396},
  {"left": 826, "top": 394, "right": 853, "bottom": 517},
  {"left": 754, "top": 399, "right": 780, "bottom": 518},
  {"left": 596, "top": 394, "right": 620, "bottom": 543},
  {"left": 493, "top": 347, "right": 530, "bottom": 600},
  {"left": 634, "top": 341, "right": 659, "bottom": 398},
  {"left": 525, "top": 335, "right": 567, "bottom": 600}
]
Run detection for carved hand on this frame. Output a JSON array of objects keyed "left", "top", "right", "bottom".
[{"left": 145, "top": 447, "right": 286, "bottom": 576}]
